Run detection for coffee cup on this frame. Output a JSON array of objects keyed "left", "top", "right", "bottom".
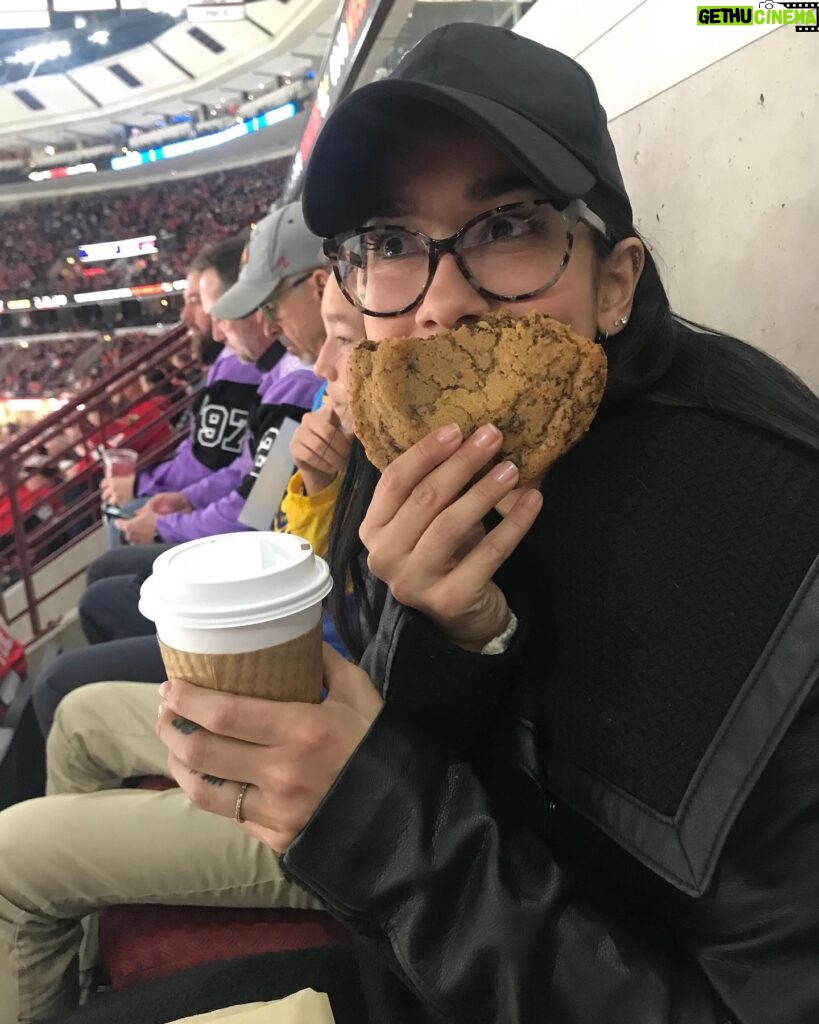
[{"left": 139, "top": 531, "right": 332, "bottom": 702}]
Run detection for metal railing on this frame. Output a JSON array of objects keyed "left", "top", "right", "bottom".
[{"left": 0, "top": 324, "right": 199, "bottom": 645}]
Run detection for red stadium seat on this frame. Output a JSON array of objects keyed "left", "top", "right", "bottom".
[
  {"left": 97, "top": 775, "right": 347, "bottom": 991},
  {"left": 99, "top": 905, "right": 347, "bottom": 991}
]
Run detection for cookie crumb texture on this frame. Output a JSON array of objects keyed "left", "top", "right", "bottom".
[{"left": 349, "top": 311, "right": 607, "bottom": 484}]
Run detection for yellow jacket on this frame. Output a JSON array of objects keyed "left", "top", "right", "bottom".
[{"left": 272, "top": 470, "right": 341, "bottom": 558}]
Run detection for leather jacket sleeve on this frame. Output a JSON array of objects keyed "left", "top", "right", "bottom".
[{"left": 284, "top": 700, "right": 730, "bottom": 1024}]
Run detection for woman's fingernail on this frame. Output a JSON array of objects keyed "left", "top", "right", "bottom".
[
  {"left": 436, "top": 423, "right": 462, "bottom": 444},
  {"left": 523, "top": 490, "right": 543, "bottom": 510},
  {"left": 157, "top": 702, "right": 164, "bottom": 719},
  {"left": 159, "top": 680, "right": 171, "bottom": 699},
  {"left": 474, "top": 424, "right": 501, "bottom": 448},
  {"left": 491, "top": 461, "right": 518, "bottom": 484}
]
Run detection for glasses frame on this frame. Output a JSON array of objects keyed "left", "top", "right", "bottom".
[
  {"left": 259, "top": 271, "right": 314, "bottom": 323},
  {"left": 324, "top": 198, "right": 612, "bottom": 319}
]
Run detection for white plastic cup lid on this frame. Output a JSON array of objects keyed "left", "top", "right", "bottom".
[{"left": 138, "top": 532, "right": 332, "bottom": 631}]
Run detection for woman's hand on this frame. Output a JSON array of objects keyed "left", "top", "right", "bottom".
[
  {"left": 360, "top": 423, "right": 543, "bottom": 651},
  {"left": 290, "top": 404, "right": 352, "bottom": 496},
  {"left": 156, "top": 644, "right": 383, "bottom": 853}
]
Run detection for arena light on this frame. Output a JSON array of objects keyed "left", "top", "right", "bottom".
[
  {"left": 73, "top": 280, "right": 182, "bottom": 304},
  {"left": 28, "top": 162, "right": 97, "bottom": 182},
  {"left": 260, "top": 104, "right": 298, "bottom": 128},
  {"left": 131, "top": 283, "right": 167, "bottom": 298},
  {"left": 89, "top": 30, "right": 110, "bottom": 45},
  {"left": 74, "top": 287, "right": 132, "bottom": 304},
  {"left": 0, "top": 2, "right": 49, "bottom": 31},
  {"left": 78, "top": 235, "right": 157, "bottom": 262},
  {"left": 7, "top": 40, "right": 70, "bottom": 66},
  {"left": 33, "top": 294, "right": 68, "bottom": 310},
  {"left": 52, "top": 0, "right": 116, "bottom": 9},
  {"left": 0, "top": 11, "right": 50, "bottom": 30},
  {"left": 110, "top": 101, "right": 297, "bottom": 171}
]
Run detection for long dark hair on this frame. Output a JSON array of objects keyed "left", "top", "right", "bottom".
[{"left": 328, "top": 230, "right": 819, "bottom": 661}]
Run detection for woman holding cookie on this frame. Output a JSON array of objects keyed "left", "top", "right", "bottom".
[{"left": 158, "top": 23, "right": 819, "bottom": 1024}]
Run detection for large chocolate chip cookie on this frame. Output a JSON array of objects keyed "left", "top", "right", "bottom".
[{"left": 348, "top": 310, "right": 607, "bottom": 484}]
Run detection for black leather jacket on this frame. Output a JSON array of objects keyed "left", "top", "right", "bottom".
[{"left": 285, "top": 400, "right": 819, "bottom": 1024}]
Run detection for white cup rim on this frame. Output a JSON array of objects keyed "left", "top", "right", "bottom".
[{"left": 138, "top": 532, "right": 333, "bottom": 631}]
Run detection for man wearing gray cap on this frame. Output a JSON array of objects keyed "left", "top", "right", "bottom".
[
  {"left": 81, "top": 203, "right": 325, "bottom": 642},
  {"left": 209, "top": 202, "right": 328, "bottom": 368}
]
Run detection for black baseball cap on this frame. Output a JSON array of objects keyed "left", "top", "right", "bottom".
[{"left": 303, "top": 23, "right": 632, "bottom": 239}]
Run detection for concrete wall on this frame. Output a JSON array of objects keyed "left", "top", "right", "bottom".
[
  {"left": 3, "top": 527, "right": 106, "bottom": 647},
  {"left": 515, "top": 5, "right": 818, "bottom": 390},
  {"left": 609, "top": 28, "right": 818, "bottom": 390}
]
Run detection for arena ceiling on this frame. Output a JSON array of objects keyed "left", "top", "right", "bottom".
[{"left": 0, "top": 0, "right": 335, "bottom": 152}]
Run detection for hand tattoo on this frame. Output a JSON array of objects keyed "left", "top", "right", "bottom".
[
  {"left": 171, "top": 717, "right": 198, "bottom": 735},
  {"left": 187, "top": 768, "right": 227, "bottom": 787}
]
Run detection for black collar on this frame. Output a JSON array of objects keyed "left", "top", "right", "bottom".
[{"left": 256, "top": 340, "right": 285, "bottom": 373}]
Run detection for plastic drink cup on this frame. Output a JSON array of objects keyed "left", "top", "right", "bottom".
[
  {"left": 101, "top": 448, "right": 138, "bottom": 479},
  {"left": 139, "top": 532, "right": 333, "bottom": 703}
]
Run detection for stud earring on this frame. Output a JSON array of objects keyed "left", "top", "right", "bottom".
[{"left": 614, "top": 316, "right": 628, "bottom": 328}]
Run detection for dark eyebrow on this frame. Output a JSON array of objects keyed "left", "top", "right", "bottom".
[
  {"left": 364, "top": 173, "right": 534, "bottom": 223},
  {"left": 364, "top": 196, "right": 417, "bottom": 221},
  {"left": 465, "top": 173, "right": 535, "bottom": 202}
]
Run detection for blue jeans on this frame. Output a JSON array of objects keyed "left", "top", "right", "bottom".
[{"left": 104, "top": 496, "right": 149, "bottom": 549}]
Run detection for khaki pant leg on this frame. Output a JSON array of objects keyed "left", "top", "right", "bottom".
[
  {"left": 46, "top": 681, "right": 167, "bottom": 795},
  {"left": 0, "top": 786, "right": 321, "bottom": 1024}
]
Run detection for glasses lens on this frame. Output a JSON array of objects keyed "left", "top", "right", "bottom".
[
  {"left": 336, "top": 229, "right": 428, "bottom": 314},
  {"left": 460, "top": 203, "right": 571, "bottom": 299}
]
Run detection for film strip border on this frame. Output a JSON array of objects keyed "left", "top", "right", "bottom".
[{"left": 778, "top": 1, "right": 819, "bottom": 31}]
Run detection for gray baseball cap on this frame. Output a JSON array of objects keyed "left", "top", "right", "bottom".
[{"left": 210, "top": 202, "right": 322, "bottom": 320}]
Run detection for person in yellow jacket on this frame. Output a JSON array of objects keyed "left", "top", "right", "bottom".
[{"left": 274, "top": 273, "right": 361, "bottom": 558}]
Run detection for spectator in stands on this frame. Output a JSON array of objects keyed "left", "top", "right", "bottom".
[
  {"left": 0, "top": 338, "right": 98, "bottom": 399},
  {"left": 31, "top": 271, "right": 362, "bottom": 733},
  {"left": 100, "top": 238, "right": 262, "bottom": 544},
  {"left": 78, "top": 203, "right": 324, "bottom": 642},
  {"left": 0, "top": 452, "right": 66, "bottom": 567},
  {"left": 0, "top": 281, "right": 365, "bottom": 1024},
  {"left": 146, "top": 24, "right": 818, "bottom": 1024},
  {"left": 140, "top": 366, "right": 176, "bottom": 402},
  {"left": 0, "top": 158, "right": 288, "bottom": 301},
  {"left": 0, "top": 672, "right": 324, "bottom": 1024},
  {"left": 179, "top": 251, "right": 223, "bottom": 368},
  {"left": 103, "top": 369, "right": 175, "bottom": 460},
  {"left": 284, "top": 273, "right": 358, "bottom": 504}
]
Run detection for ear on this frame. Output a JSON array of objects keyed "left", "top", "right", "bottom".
[
  {"left": 253, "top": 309, "right": 276, "bottom": 341},
  {"left": 596, "top": 237, "right": 643, "bottom": 337},
  {"left": 311, "top": 268, "right": 329, "bottom": 301}
]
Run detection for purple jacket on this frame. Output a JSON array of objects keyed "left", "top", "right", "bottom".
[
  {"left": 137, "top": 348, "right": 262, "bottom": 497},
  {"left": 156, "top": 351, "right": 320, "bottom": 543}
]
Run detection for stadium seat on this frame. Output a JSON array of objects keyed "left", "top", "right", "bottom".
[{"left": 96, "top": 776, "right": 347, "bottom": 992}]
